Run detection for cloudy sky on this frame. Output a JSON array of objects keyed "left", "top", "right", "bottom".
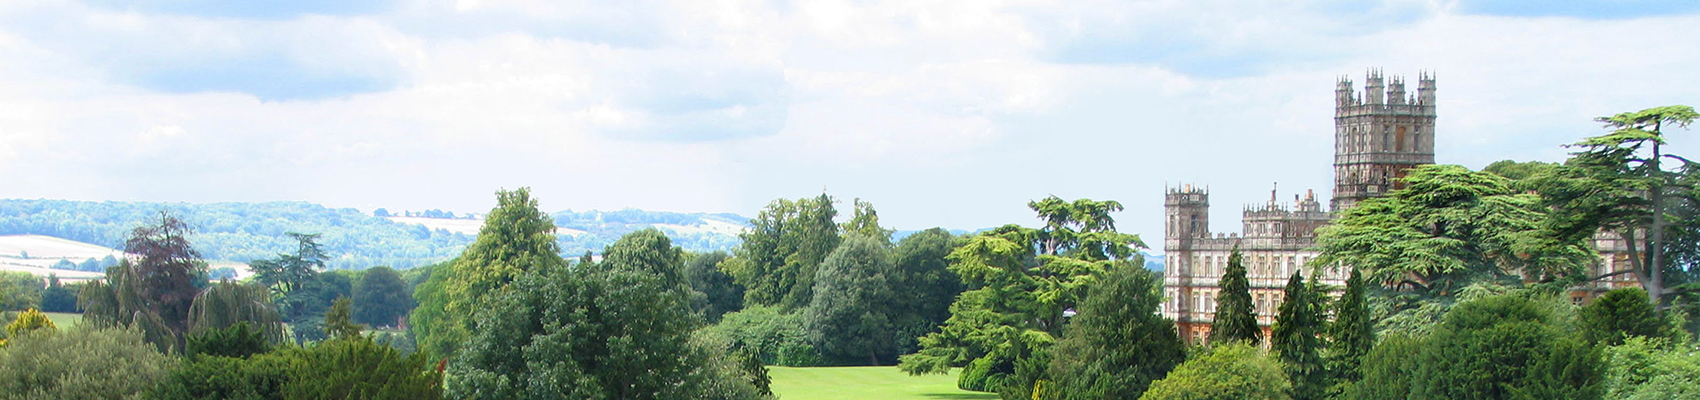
[{"left": 1, "top": 0, "right": 1697, "bottom": 247}]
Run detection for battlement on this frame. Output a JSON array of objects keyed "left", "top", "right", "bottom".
[{"left": 1336, "top": 69, "right": 1436, "bottom": 112}]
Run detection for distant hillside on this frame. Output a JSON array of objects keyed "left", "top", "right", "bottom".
[{"left": 0, "top": 199, "right": 753, "bottom": 270}]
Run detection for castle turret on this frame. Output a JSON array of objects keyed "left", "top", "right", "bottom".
[
  {"left": 1331, "top": 69, "right": 1437, "bottom": 211},
  {"left": 1364, "top": 69, "right": 1384, "bottom": 105},
  {"left": 1165, "top": 185, "right": 1210, "bottom": 241}
]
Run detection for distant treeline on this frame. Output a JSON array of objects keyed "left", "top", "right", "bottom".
[{"left": 0, "top": 199, "right": 754, "bottom": 269}]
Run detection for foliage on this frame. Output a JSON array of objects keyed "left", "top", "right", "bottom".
[
  {"left": 353, "top": 266, "right": 413, "bottom": 328},
  {"left": 149, "top": 349, "right": 297, "bottom": 400},
  {"left": 0, "top": 327, "right": 172, "bottom": 400},
  {"left": 842, "top": 198, "right": 894, "bottom": 242},
  {"left": 412, "top": 187, "right": 563, "bottom": 360},
  {"left": 700, "top": 305, "right": 822, "bottom": 367},
  {"left": 323, "top": 297, "right": 364, "bottom": 340},
  {"left": 1324, "top": 269, "right": 1374, "bottom": 395},
  {"left": 75, "top": 212, "right": 207, "bottom": 352},
  {"left": 2, "top": 309, "right": 56, "bottom": 344},
  {"left": 1270, "top": 273, "right": 1326, "bottom": 400},
  {"left": 1316, "top": 164, "right": 1592, "bottom": 297},
  {"left": 1138, "top": 342, "right": 1292, "bottom": 400},
  {"left": 805, "top": 235, "right": 901, "bottom": 365},
  {"left": 889, "top": 228, "right": 965, "bottom": 350},
  {"left": 1407, "top": 294, "right": 1603, "bottom": 400},
  {"left": 1211, "top": 247, "right": 1260, "bottom": 345},
  {"left": 447, "top": 230, "right": 765, "bottom": 400},
  {"left": 728, "top": 194, "right": 841, "bottom": 310},
  {"left": 687, "top": 252, "right": 744, "bottom": 323},
  {"left": 0, "top": 272, "right": 42, "bottom": 312},
  {"left": 36, "top": 278, "right": 76, "bottom": 313},
  {"left": 1580, "top": 288, "right": 1673, "bottom": 346},
  {"left": 1346, "top": 334, "right": 1424, "bottom": 400},
  {"left": 900, "top": 197, "right": 1144, "bottom": 397},
  {"left": 1602, "top": 337, "right": 1700, "bottom": 399},
  {"left": 1044, "top": 264, "right": 1185, "bottom": 400},
  {"left": 155, "top": 333, "right": 443, "bottom": 400},
  {"left": 187, "top": 322, "right": 274, "bottom": 359},
  {"left": 81, "top": 261, "right": 186, "bottom": 352},
  {"left": 187, "top": 280, "right": 287, "bottom": 344},
  {"left": 1553, "top": 105, "right": 1698, "bottom": 304},
  {"left": 250, "top": 232, "right": 327, "bottom": 298}
]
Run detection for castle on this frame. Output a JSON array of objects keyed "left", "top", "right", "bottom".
[{"left": 1159, "top": 70, "right": 1635, "bottom": 343}]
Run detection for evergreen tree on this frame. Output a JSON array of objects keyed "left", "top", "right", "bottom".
[
  {"left": 1271, "top": 272, "right": 1324, "bottom": 400},
  {"left": 1325, "top": 268, "right": 1374, "bottom": 393},
  {"left": 1579, "top": 288, "right": 1670, "bottom": 346},
  {"left": 1046, "top": 263, "right": 1186, "bottom": 400},
  {"left": 1211, "top": 246, "right": 1260, "bottom": 345}
]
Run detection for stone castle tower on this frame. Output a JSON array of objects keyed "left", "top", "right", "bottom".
[
  {"left": 1160, "top": 70, "right": 1433, "bottom": 343},
  {"left": 1330, "top": 70, "right": 1437, "bottom": 211}
]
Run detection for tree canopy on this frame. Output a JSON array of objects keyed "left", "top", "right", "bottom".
[{"left": 412, "top": 187, "right": 563, "bottom": 360}]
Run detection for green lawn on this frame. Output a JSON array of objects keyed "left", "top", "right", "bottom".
[
  {"left": 42, "top": 312, "right": 80, "bottom": 329},
  {"left": 769, "top": 366, "right": 998, "bottom": 400}
]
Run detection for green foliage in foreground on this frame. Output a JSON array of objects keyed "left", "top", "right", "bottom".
[
  {"left": 767, "top": 366, "right": 997, "bottom": 400},
  {"left": 1139, "top": 343, "right": 1292, "bottom": 400},
  {"left": 700, "top": 305, "right": 822, "bottom": 367},
  {"left": 0, "top": 327, "right": 173, "bottom": 400},
  {"left": 1603, "top": 337, "right": 1700, "bottom": 399},
  {"left": 153, "top": 320, "right": 443, "bottom": 400},
  {"left": 413, "top": 187, "right": 563, "bottom": 360}
]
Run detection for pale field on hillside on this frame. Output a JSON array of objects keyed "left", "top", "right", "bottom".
[
  {"left": 387, "top": 216, "right": 588, "bottom": 235},
  {"left": 0, "top": 234, "right": 250, "bottom": 281}
]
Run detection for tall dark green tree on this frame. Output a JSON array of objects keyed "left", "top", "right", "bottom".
[
  {"left": 686, "top": 252, "right": 744, "bottom": 323},
  {"left": 1270, "top": 273, "right": 1324, "bottom": 400},
  {"left": 804, "top": 235, "right": 900, "bottom": 366},
  {"left": 1578, "top": 288, "right": 1670, "bottom": 346},
  {"left": 412, "top": 187, "right": 563, "bottom": 360},
  {"left": 1045, "top": 263, "right": 1185, "bottom": 400},
  {"left": 250, "top": 232, "right": 328, "bottom": 297},
  {"left": 890, "top": 228, "right": 964, "bottom": 348},
  {"left": 1324, "top": 268, "right": 1374, "bottom": 393},
  {"left": 354, "top": 266, "right": 415, "bottom": 328},
  {"left": 1211, "top": 246, "right": 1259, "bottom": 345},
  {"left": 1409, "top": 295, "right": 1604, "bottom": 400}
]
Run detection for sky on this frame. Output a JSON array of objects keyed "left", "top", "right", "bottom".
[{"left": 1, "top": 0, "right": 1698, "bottom": 250}]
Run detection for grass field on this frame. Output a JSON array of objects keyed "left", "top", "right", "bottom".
[
  {"left": 42, "top": 312, "right": 80, "bottom": 328},
  {"left": 769, "top": 366, "right": 998, "bottom": 400}
]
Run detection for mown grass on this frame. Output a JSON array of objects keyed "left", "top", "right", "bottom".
[
  {"left": 768, "top": 366, "right": 998, "bottom": 400},
  {"left": 41, "top": 312, "right": 80, "bottom": 329}
]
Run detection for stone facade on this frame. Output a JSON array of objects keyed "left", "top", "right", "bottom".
[{"left": 1162, "top": 70, "right": 1638, "bottom": 344}]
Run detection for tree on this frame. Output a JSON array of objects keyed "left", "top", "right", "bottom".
[
  {"left": 841, "top": 198, "right": 893, "bottom": 242},
  {"left": 0, "top": 327, "right": 172, "bottom": 399},
  {"left": 1557, "top": 105, "right": 1698, "bottom": 306},
  {"left": 1347, "top": 334, "right": 1424, "bottom": 400},
  {"left": 0, "top": 272, "right": 42, "bottom": 311},
  {"left": 1045, "top": 264, "right": 1185, "bottom": 400},
  {"left": 805, "top": 235, "right": 900, "bottom": 366},
  {"left": 726, "top": 194, "right": 840, "bottom": 310},
  {"left": 79, "top": 212, "right": 206, "bottom": 352},
  {"left": 187, "top": 280, "right": 287, "bottom": 344},
  {"left": 412, "top": 187, "right": 562, "bottom": 360},
  {"left": 250, "top": 232, "right": 328, "bottom": 297},
  {"left": 890, "top": 228, "right": 964, "bottom": 350},
  {"left": 447, "top": 230, "right": 764, "bottom": 400},
  {"left": 323, "top": 297, "right": 364, "bottom": 340},
  {"left": 3, "top": 308, "right": 57, "bottom": 344},
  {"left": 1409, "top": 294, "right": 1604, "bottom": 400},
  {"left": 900, "top": 197, "right": 1145, "bottom": 397},
  {"left": 1271, "top": 272, "right": 1325, "bottom": 400},
  {"left": 186, "top": 321, "right": 273, "bottom": 359},
  {"left": 1139, "top": 342, "right": 1292, "bottom": 400},
  {"left": 698, "top": 305, "right": 820, "bottom": 367},
  {"left": 38, "top": 276, "right": 77, "bottom": 313},
  {"left": 1211, "top": 246, "right": 1260, "bottom": 345},
  {"left": 353, "top": 266, "right": 414, "bottom": 328},
  {"left": 1324, "top": 268, "right": 1374, "bottom": 394},
  {"left": 686, "top": 252, "right": 744, "bottom": 323},
  {"left": 1579, "top": 288, "right": 1671, "bottom": 346}
]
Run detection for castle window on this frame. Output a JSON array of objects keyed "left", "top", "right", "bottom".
[{"left": 1396, "top": 126, "right": 1408, "bottom": 151}]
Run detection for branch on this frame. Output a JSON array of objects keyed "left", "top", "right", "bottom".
[{"left": 1586, "top": 269, "right": 1637, "bottom": 282}]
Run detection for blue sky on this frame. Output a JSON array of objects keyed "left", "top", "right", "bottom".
[{"left": 0, "top": 0, "right": 1697, "bottom": 251}]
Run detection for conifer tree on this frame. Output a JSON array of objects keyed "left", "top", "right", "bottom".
[
  {"left": 1271, "top": 272, "right": 1324, "bottom": 400},
  {"left": 1210, "top": 246, "right": 1259, "bottom": 345},
  {"left": 1046, "top": 264, "right": 1186, "bottom": 400},
  {"left": 1326, "top": 268, "right": 1374, "bottom": 392}
]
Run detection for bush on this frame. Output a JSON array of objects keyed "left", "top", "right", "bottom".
[
  {"left": 187, "top": 322, "right": 273, "bottom": 359},
  {"left": 1602, "top": 337, "right": 1700, "bottom": 399},
  {"left": 702, "top": 305, "right": 821, "bottom": 366},
  {"left": 1138, "top": 343, "right": 1291, "bottom": 400},
  {"left": 153, "top": 335, "right": 442, "bottom": 400},
  {"left": 0, "top": 327, "right": 172, "bottom": 400},
  {"left": 1580, "top": 288, "right": 1672, "bottom": 346}
]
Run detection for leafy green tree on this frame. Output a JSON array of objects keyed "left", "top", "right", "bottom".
[
  {"left": 0, "top": 327, "right": 172, "bottom": 400},
  {"left": 1045, "top": 264, "right": 1185, "bottom": 400},
  {"left": 698, "top": 305, "right": 821, "bottom": 367},
  {"left": 726, "top": 194, "right": 840, "bottom": 310},
  {"left": 352, "top": 266, "right": 413, "bottom": 328},
  {"left": 1601, "top": 336, "right": 1700, "bottom": 399},
  {"left": 1409, "top": 294, "right": 1604, "bottom": 400},
  {"left": 37, "top": 276, "right": 77, "bottom": 313},
  {"left": 1555, "top": 106, "right": 1698, "bottom": 305},
  {"left": 282, "top": 336, "right": 444, "bottom": 400},
  {"left": 686, "top": 252, "right": 744, "bottom": 323},
  {"left": 841, "top": 198, "right": 894, "bottom": 242},
  {"left": 1138, "top": 342, "right": 1292, "bottom": 400},
  {"left": 1324, "top": 268, "right": 1374, "bottom": 394},
  {"left": 1347, "top": 334, "right": 1424, "bottom": 400},
  {"left": 1580, "top": 288, "right": 1671, "bottom": 346},
  {"left": 323, "top": 297, "right": 364, "bottom": 340},
  {"left": 1271, "top": 273, "right": 1325, "bottom": 400},
  {"left": 805, "top": 235, "right": 900, "bottom": 365},
  {"left": 0, "top": 272, "right": 42, "bottom": 311},
  {"left": 448, "top": 230, "right": 765, "bottom": 400},
  {"left": 900, "top": 197, "right": 1145, "bottom": 397},
  {"left": 412, "top": 187, "right": 563, "bottom": 360},
  {"left": 1211, "top": 246, "right": 1260, "bottom": 345},
  {"left": 187, "top": 280, "right": 287, "bottom": 344},
  {"left": 890, "top": 228, "right": 964, "bottom": 350}
]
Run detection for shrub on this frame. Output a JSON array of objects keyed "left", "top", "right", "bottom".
[
  {"left": 187, "top": 322, "right": 273, "bottom": 359},
  {"left": 1139, "top": 343, "right": 1291, "bottom": 400},
  {"left": 702, "top": 305, "right": 821, "bottom": 366},
  {"left": 0, "top": 327, "right": 172, "bottom": 400}
]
